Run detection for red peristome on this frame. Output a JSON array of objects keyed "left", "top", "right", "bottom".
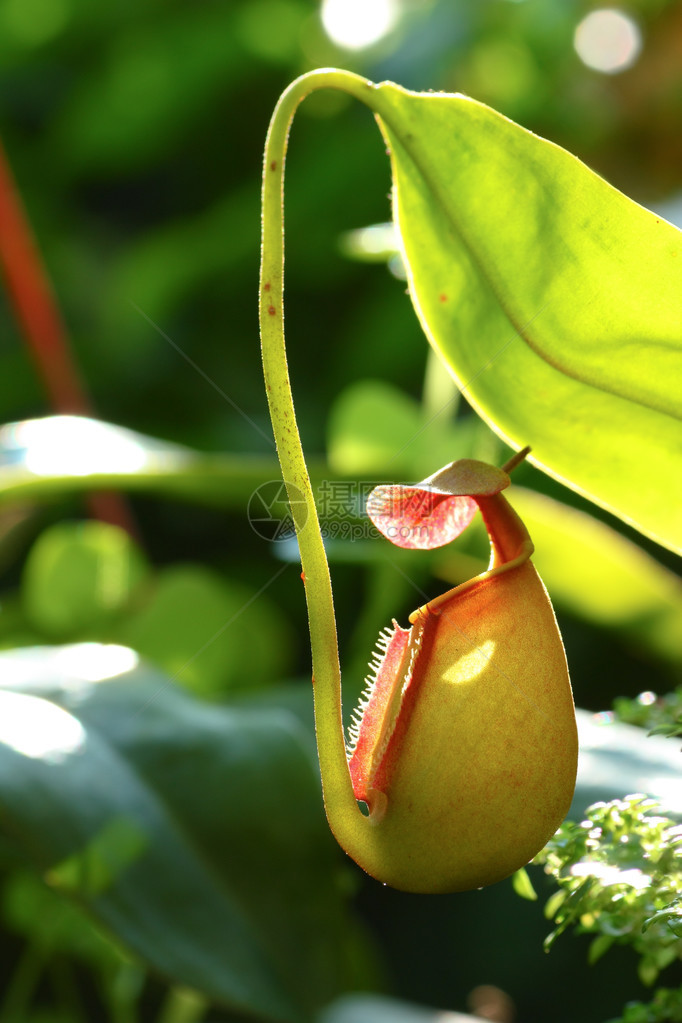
[
  {"left": 367, "top": 485, "right": 478, "bottom": 550},
  {"left": 347, "top": 623, "right": 410, "bottom": 801},
  {"left": 370, "top": 607, "right": 439, "bottom": 798}
]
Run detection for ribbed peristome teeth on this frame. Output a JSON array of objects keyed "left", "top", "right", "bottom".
[{"left": 347, "top": 616, "right": 426, "bottom": 803}]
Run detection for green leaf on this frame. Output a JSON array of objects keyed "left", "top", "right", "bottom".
[
  {"left": 588, "top": 933, "right": 614, "bottom": 965},
  {"left": 544, "top": 888, "right": 567, "bottom": 920},
  {"left": 372, "top": 83, "right": 682, "bottom": 554},
  {"left": 22, "top": 521, "right": 148, "bottom": 639},
  {"left": 3, "top": 868, "right": 139, "bottom": 977},
  {"left": 638, "top": 959, "right": 660, "bottom": 987},
  {"left": 0, "top": 644, "right": 375, "bottom": 1020},
  {"left": 644, "top": 902, "right": 682, "bottom": 936},
  {"left": 114, "top": 564, "right": 293, "bottom": 697},
  {"left": 511, "top": 866, "right": 537, "bottom": 901},
  {"left": 327, "top": 379, "right": 482, "bottom": 479}
]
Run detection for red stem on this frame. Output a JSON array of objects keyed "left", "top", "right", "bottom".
[
  {"left": 0, "top": 140, "right": 136, "bottom": 535},
  {"left": 0, "top": 142, "right": 91, "bottom": 414}
]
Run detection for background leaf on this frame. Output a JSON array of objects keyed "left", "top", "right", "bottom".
[
  {"left": 0, "top": 416, "right": 276, "bottom": 509},
  {"left": 113, "top": 563, "right": 293, "bottom": 696},
  {"left": 0, "top": 644, "right": 376, "bottom": 1021},
  {"left": 326, "top": 379, "right": 476, "bottom": 478},
  {"left": 22, "top": 520, "right": 148, "bottom": 639},
  {"left": 319, "top": 993, "right": 477, "bottom": 1023}
]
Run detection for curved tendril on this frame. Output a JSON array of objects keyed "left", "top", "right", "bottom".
[
  {"left": 259, "top": 68, "right": 537, "bottom": 859},
  {"left": 259, "top": 70, "right": 385, "bottom": 844}
]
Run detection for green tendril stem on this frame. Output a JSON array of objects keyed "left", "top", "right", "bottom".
[{"left": 260, "top": 69, "right": 387, "bottom": 842}]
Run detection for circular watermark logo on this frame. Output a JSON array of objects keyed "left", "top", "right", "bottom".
[{"left": 247, "top": 480, "right": 307, "bottom": 542}]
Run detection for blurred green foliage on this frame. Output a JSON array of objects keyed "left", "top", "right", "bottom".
[
  {"left": 615, "top": 688, "right": 682, "bottom": 740},
  {"left": 535, "top": 795, "right": 682, "bottom": 1020},
  {"left": 0, "top": 1, "right": 681, "bottom": 1021}
]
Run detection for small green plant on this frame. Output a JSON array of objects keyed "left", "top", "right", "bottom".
[{"left": 534, "top": 793, "right": 682, "bottom": 1021}]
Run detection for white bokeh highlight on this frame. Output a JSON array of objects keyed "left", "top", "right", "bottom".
[
  {"left": 574, "top": 9, "right": 642, "bottom": 74},
  {"left": 0, "top": 691, "right": 86, "bottom": 762},
  {"left": 321, "top": 0, "right": 398, "bottom": 50}
]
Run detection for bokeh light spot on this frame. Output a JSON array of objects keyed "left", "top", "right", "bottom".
[
  {"left": 321, "top": 0, "right": 397, "bottom": 51},
  {"left": 593, "top": 710, "right": 615, "bottom": 725},
  {"left": 53, "top": 643, "right": 139, "bottom": 683},
  {"left": 7, "top": 416, "right": 148, "bottom": 477},
  {"left": 0, "top": 690, "right": 85, "bottom": 763},
  {"left": 574, "top": 9, "right": 642, "bottom": 74}
]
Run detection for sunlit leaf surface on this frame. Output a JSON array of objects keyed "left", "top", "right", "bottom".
[
  {"left": 0, "top": 415, "right": 274, "bottom": 507},
  {"left": 373, "top": 84, "right": 682, "bottom": 553}
]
